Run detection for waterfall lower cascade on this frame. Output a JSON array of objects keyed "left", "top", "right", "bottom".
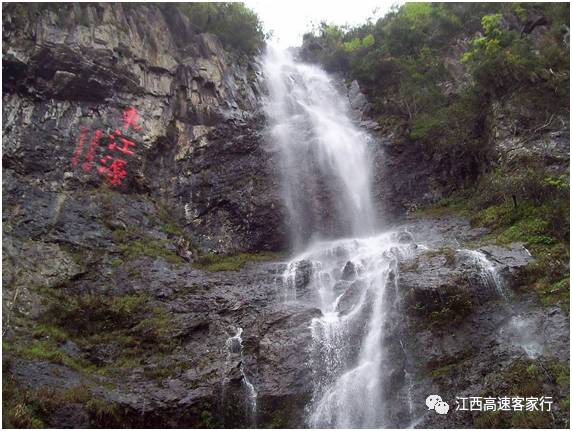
[
  {"left": 224, "top": 328, "right": 257, "bottom": 426},
  {"left": 298, "top": 235, "right": 415, "bottom": 428}
]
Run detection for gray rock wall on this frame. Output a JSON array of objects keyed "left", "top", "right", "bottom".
[{"left": 3, "top": 3, "right": 286, "bottom": 254}]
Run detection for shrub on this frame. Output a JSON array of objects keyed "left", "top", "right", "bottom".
[{"left": 172, "top": 3, "right": 266, "bottom": 55}]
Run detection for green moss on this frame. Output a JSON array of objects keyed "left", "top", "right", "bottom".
[
  {"left": 423, "top": 247, "right": 456, "bottom": 266},
  {"left": 431, "top": 358, "right": 465, "bottom": 377},
  {"left": 546, "top": 360, "right": 570, "bottom": 389},
  {"left": 428, "top": 293, "right": 473, "bottom": 325},
  {"left": 8, "top": 339, "right": 95, "bottom": 373},
  {"left": 162, "top": 223, "right": 184, "bottom": 237},
  {"left": 108, "top": 293, "right": 148, "bottom": 316},
  {"left": 110, "top": 258, "right": 124, "bottom": 268},
  {"left": 84, "top": 397, "right": 121, "bottom": 425},
  {"left": 111, "top": 223, "right": 184, "bottom": 265},
  {"left": 118, "top": 237, "right": 183, "bottom": 264},
  {"left": 535, "top": 275, "right": 570, "bottom": 312},
  {"left": 32, "top": 324, "right": 67, "bottom": 343},
  {"left": 474, "top": 359, "right": 569, "bottom": 428},
  {"left": 194, "top": 251, "right": 283, "bottom": 271},
  {"left": 199, "top": 410, "right": 218, "bottom": 428},
  {"left": 470, "top": 202, "right": 515, "bottom": 229},
  {"left": 411, "top": 195, "right": 470, "bottom": 218},
  {"left": 131, "top": 307, "right": 173, "bottom": 348},
  {"left": 44, "top": 293, "right": 151, "bottom": 334}
]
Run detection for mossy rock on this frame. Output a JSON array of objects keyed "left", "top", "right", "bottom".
[{"left": 194, "top": 251, "right": 283, "bottom": 271}]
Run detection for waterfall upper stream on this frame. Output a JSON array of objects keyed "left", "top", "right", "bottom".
[{"left": 263, "top": 47, "right": 376, "bottom": 249}]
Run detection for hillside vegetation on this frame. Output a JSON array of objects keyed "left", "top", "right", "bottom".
[{"left": 301, "top": 2, "right": 570, "bottom": 311}]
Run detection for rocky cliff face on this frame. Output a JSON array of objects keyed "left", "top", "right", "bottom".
[
  {"left": 3, "top": 2, "right": 286, "bottom": 254},
  {"left": 2, "top": 3, "right": 569, "bottom": 429},
  {"left": 2, "top": 3, "right": 295, "bottom": 428}
]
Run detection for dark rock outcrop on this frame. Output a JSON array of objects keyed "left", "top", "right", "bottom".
[{"left": 2, "top": 2, "right": 286, "bottom": 254}]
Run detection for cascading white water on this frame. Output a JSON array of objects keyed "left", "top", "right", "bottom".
[
  {"left": 461, "top": 249, "right": 508, "bottom": 299},
  {"left": 224, "top": 328, "right": 258, "bottom": 426},
  {"left": 302, "top": 234, "right": 415, "bottom": 428},
  {"left": 263, "top": 47, "right": 376, "bottom": 249},
  {"left": 263, "top": 46, "right": 407, "bottom": 428}
]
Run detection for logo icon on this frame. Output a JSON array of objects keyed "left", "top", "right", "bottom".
[{"left": 426, "top": 395, "right": 449, "bottom": 415}]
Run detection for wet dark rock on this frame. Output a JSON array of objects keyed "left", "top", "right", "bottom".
[
  {"left": 336, "top": 279, "right": 366, "bottom": 315},
  {"left": 341, "top": 261, "right": 358, "bottom": 281},
  {"left": 348, "top": 80, "right": 371, "bottom": 119},
  {"left": 48, "top": 403, "right": 90, "bottom": 429},
  {"left": 291, "top": 259, "right": 313, "bottom": 294},
  {"left": 478, "top": 243, "right": 533, "bottom": 277}
]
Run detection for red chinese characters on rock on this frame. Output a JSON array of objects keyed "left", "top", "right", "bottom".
[{"left": 71, "top": 107, "right": 143, "bottom": 187}]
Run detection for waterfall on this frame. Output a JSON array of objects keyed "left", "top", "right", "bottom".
[
  {"left": 264, "top": 45, "right": 533, "bottom": 428},
  {"left": 263, "top": 45, "right": 410, "bottom": 428},
  {"left": 262, "top": 46, "right": 517, "bottom": 428},
  {"left": 460, "top": 249, "right": 508, "bottom": 299},
  {"left": 224, "top": 328, "right": 258, "bottom": 426},
  {"left": 263, "top": 47, "right": 376, "bottom": 249}
]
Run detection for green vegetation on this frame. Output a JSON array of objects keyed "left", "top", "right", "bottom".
[
  {"left": 428, "top": 288, "right": 473, "bottom": 326},
  {"left": 161, "top": 3, "right": 266, "bottom": 55},
  {"left": 3, "top": 290, "right": 178, "bottom": 383},
  {"left": 474, "top": 358, "right": 569, "bottom": 428},
  {"left": 3, "top": 339, "right": 96, "bottom": 374},
  {"left": 430, "top": 356, "right": 469, "bottom": 378},
  {"left": 194, "top": 251, "right": 282, "bottom": 271},
  {"left": 199, "top": 410, "right": 220, "bottom": 428},
  {"left": 415, "top": 158, "right": 569, "bottom": 312},
  {"left": 112, "top": 225, "right": 183, "bottom": 265},
  {"left": 2, "top": 368, "right": 121, "bottom": 428},
  {"left": 301, "top": 3, "right": 569, "bottom": 176},
  {"left": 43, "top": 292, "right": 174, "bottom": 350}
]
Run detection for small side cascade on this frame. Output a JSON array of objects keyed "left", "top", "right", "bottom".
[
  {"left": 224, "top": 327, "right": 258, "bottom": 427},
  {"left": 460, "top": 249, "right": 508, "bottom": 299}
]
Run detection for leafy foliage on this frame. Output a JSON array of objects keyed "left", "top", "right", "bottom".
[
  {"left": 301, "top": 3, "right": 569, "bottom": 147},
  {"left": 171, "top": 2, "right": 266, "bottom": 55}
]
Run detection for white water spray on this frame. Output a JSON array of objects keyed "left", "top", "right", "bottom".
[
  {"left": 461, "top": 249, "right": 508, "bottom": 299},
  {"left": 224, "top": 328, "right": 257, "bottom": 426},
  {"left": 263, "top": 47, "right": 376, "bottom": 249}
]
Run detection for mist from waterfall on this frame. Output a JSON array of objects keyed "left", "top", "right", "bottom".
[
  {"left": 263, "top": 46, "right": 400, "bottom": 428},
  {"left": 263, "top": 47, "right": 376, "bottom": 250}
]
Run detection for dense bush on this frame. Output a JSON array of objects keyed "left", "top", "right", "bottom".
[
  {"left": 300, "top": 3, "right": 569, "bottom": 145},
  {"left": 172, "top": 2, "right": 266, "bottom": 55}
]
